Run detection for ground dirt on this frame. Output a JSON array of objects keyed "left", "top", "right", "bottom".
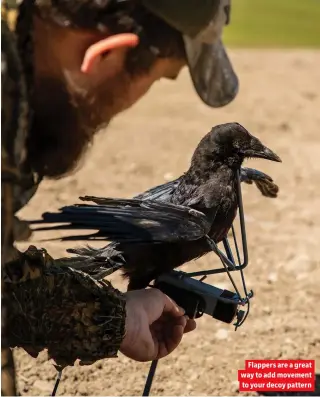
[{"left": 14, "top": 50, "right": 320, "bottom": 396}]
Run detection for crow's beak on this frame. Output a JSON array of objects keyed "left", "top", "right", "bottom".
[
  {"left": 245, "top": 146, "right": 282, "bottom": 163},
  {"left": 258, "top": 146, "right": 282, "bottom": 162}
]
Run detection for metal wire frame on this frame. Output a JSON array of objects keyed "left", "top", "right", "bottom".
[{"left": 186, "top": 169, "right": 248, "bottom": 277}]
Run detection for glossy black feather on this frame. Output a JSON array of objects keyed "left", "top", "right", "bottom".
[
  {"left": 31, "top": 122, "right": 281, "bottom": 289},
  {"left": 36, "top": 199, "right": 211, "bottom": 243}
]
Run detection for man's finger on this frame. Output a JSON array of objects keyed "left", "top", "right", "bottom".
[
  {"left": 160, "top": 316, "right": 187, "bottom": 358},
  {"left": 143, "top": 289, "right": 184, "bottom": 324},
  {"left": 184, "top": 318, "right": 197, "bottom": 333},
  {"left": 161, "top": 291, "right": 185, "bottom": 317}
]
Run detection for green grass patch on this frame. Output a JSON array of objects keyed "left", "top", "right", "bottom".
[{"left": 223, "top": 0, "right": 320, "bottom": 48}]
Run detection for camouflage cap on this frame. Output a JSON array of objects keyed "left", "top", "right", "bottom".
[{"left": 141, "top": 0, "right": 238, "bottom": 108}]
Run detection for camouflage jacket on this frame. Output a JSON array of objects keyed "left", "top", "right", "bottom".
[{"left": 1, "top": 3, "right": 126, "bottom": 395}]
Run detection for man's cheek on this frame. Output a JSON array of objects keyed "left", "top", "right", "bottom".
[{"left": 127, "top": 79, "right": 157, "bottom": 107}]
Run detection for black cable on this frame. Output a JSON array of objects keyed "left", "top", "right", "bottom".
[
  {"left": 51, "top": 370, "right": 62, "bottom": 396},
  {"left": 142, "top": 359, "right": 158, "bottom": 396}
]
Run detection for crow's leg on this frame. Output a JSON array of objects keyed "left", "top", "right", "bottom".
[{"left": 241, "top": 167, "right": 279, "bottom": 198}]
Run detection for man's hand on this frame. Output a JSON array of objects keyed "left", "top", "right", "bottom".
[{"left": 120, "top": 288, "right": 196, "bottom": 362}]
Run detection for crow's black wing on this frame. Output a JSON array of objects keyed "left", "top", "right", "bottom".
[
  {"left": 136, "top": 169, "right": 278, "bottom": 201},
  {"left": 31, "top": 196, "right": 211, "bottom": 243},
  {"left": 240, "top": 167, "right": 279, "bottom": 198},
  {"left": 134, "top": 177, "right": 181, "bottom": 201}
]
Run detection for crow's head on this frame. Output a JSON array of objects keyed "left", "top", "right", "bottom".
[{"left": 195, "top": 122, "right": 281, "bottom": 167}]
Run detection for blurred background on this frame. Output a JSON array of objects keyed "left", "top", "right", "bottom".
[
  {"left": 224, "top": 0, "right": 320, "bottom": 47},
  {"left": 13, "top": 0, "right": 320, "bottom": 396}
]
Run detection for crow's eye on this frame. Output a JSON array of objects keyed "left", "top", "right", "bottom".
[{"left": 233, "top": 140, "right": 240, "bottom": 149}]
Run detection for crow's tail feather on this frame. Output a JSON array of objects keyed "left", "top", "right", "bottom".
[{"left": 56, "top": 244, "right": 125, "bottom": 279}]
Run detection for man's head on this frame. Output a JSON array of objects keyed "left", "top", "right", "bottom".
[{"left": 25, "top": 0, "right": 237, "bottom": 178}]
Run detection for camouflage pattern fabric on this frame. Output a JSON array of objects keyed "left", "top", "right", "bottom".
[
  {"left": 5, "top": 246, "right": 126, "bottom": 368},
  {"left": 1, "top": 2, "right": 126, "bottom": 394},
  {"left": 2, "top": 5, "right": 30, "bottom": 393}
]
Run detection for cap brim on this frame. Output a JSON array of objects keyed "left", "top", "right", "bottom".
[{"left": 183, "top": 36, "right": 239, "bottom": 108}]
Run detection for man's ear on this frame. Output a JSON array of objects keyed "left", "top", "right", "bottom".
[{"left": 81, "top": 33, "right": 139, "bottom": 73}]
